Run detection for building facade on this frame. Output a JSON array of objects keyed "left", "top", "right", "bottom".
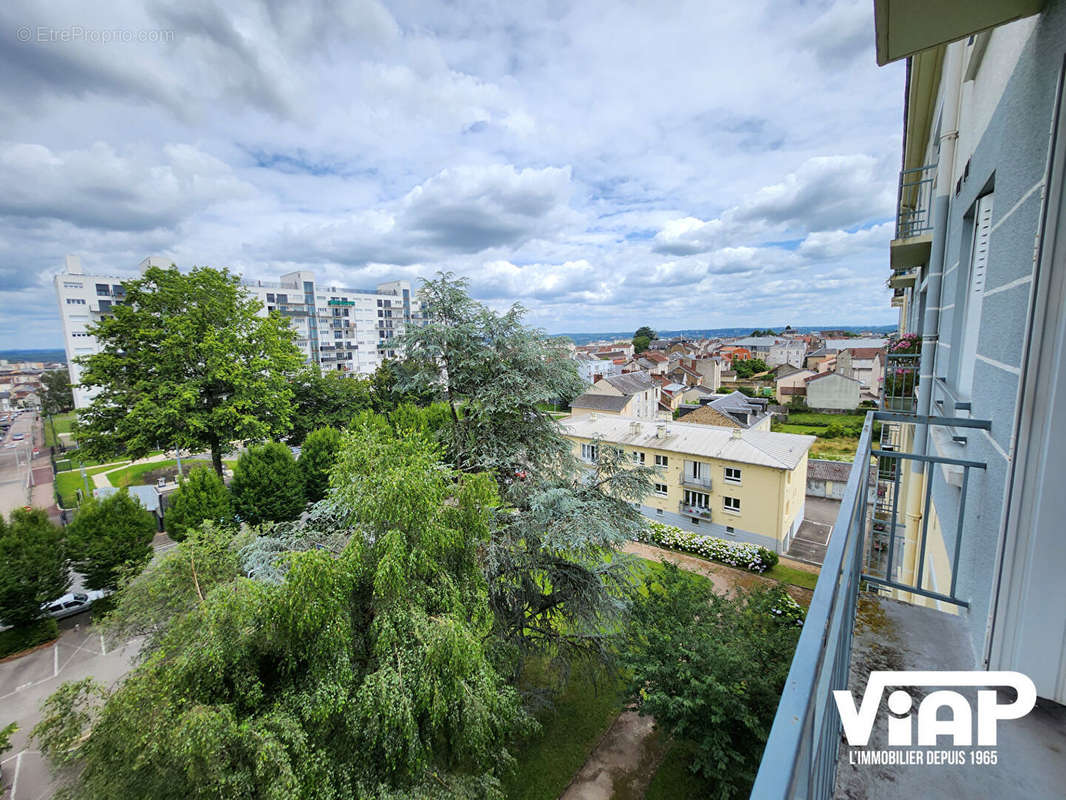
[
  {"left": 54, "top": 256, "right": 420, "bottom": 409},
  {"left": 562, "top": 414, "right": 813, "bottom": 552},
  {"left": 804, "top": 371, "right": 861, "bottom": 411}
]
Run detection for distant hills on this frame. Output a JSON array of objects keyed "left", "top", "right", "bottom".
[
  {"left": 0, "top": 349, "right": 66, "bottom": 364},
  {"left": 552, "top": 325, "right": 897, "bottom": 347}
]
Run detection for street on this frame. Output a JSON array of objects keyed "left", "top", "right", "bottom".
[{"left": 0, "top": 413, "right": 38, "bottom": 520}]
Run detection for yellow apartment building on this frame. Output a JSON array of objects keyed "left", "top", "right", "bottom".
[{"left": 561, "top": 413, "right": 815, "bottom": 552}]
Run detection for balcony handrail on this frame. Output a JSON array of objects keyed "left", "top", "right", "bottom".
[
  {"left": 751, "top": 411, "right": 988, "bottom": 800},
  {"left": 895, "top": 163, "right": 937, "bottom": 240}
]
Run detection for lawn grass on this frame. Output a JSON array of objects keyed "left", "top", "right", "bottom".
[
  {"left": 765, "top": 562, "right": 819, "bottom": 590},
  {"left": 105, "top": 459, "right": 236, "bottom": 488},
  {"left": 785, "top": 412, "right": 866, "bottom": 427},
  {"left": 504, "top": 559, "right": 711, "bottom": 800},
  {"left": 809, "top": 437, "right": 860, "bottom": 461},
  {"left": 54, "top": 463, "right": 118, "bottom": 507},
  {"left": 44, "top": 411, "right": 76, "bottom": 447},
  {"left": 502, "top": 658, "right": 627, "bottom": 800},
  {"left": 645, "top": 741, "right": 712, "bottom": 800}
]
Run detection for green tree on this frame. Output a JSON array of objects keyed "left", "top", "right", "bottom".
[
  {"left": 632, "top": 335, "right": 651, "bottom": 354},
  {"left": 287, "top": 367, "right": 372, "bottom": 444},
  {"left": 67, "top": 490, "right": 156, "bottom": 592},
  {"left": 35, "top": 427, "right": 529, "bottom": 800},
  {"left": 633, "top": 325, "right": 657, "bottom": 341},
  {"left": 229, "top": 442, "right": 304, "bottom": 525},
  {"left": 164, "top": 466, "right": 232, "bottom": 542},
  {"left": 398, "top": 272, "right": 585, "bottom": 474},
  {"left": 296, "top": 427, "right": 342, "bottom": 504},
  {"left": 74, "top": 265, "right": 304, "bottom": 475},
  {"left": 623, "top": 563, "right": 803, "bottom": 799},
  {"left": 0, "top": 509, "right": 70, "bottom": 628},
  {"left": 732, "top": 358, "right": 769, "bottom": 379},
  {"left": 398, "top": 274, "right": 652, "bottom": 681}
]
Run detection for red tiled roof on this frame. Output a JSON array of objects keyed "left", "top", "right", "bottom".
[{"left": 843, "top": 347, "right": 884, "bottom": 360}]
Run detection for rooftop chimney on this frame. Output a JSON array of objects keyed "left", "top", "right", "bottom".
[
  {"left": 731, "top": 427, "right": 743, "bottom": 439},
  {"left": 656, "top": 421, "right": 668, "bottom": 439}
]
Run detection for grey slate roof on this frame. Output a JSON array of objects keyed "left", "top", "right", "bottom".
[
  {"left": 570, "top": 393, "right": 631, "bottom": 412},
  {"left": 600, "top": 371, "right": 656, "bottom": 395},
  {"left": 94, "top": 485, "right": 161, "bottom": 513},
  {"left": 561, "top": 414, "right": 815, "bottom": 470}
]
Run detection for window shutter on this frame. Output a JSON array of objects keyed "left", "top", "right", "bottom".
[{"left": 959, "top": 193, "right": 994, "bottom": 395}]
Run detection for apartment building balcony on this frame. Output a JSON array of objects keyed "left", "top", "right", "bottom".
[
  {"left": 881, "top": 352, "right": 920, "bottom": 414},
  {"left": 890, "top": 163, "right": 936, "bottom": 270},
  {"left": 679, "top": 501, "right": 712, "bottom": 520},
  {"left": 750, "top": 411, "right": 1066, "bottom": 800}
]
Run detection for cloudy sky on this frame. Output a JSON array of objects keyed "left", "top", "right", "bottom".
[{"left": 0, "top": 0, "right": 905, "bottom": 348}]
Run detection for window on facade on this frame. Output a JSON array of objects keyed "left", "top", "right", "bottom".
[
  {"left": 684, "top": 490, "right": 709, "bottom": 508},
  {"left": 691, "top": 461, "right": 704, "bottom": 478},
  {"left": 63, "top": 281, "right": 83, "bottom": 289},
  {"left": 691, "top": 518, "right": 700, "bottom": 525},
  {"left": 725, "top": 525, "right": 735, "bottom": 534},
  {"left": 725, "top": 467, "right": 742, "bottom": 483},
  {"left": 656, "top": 508, "right": 664, "bottom": 516},
  {"left": 65, "top": 298, "right": 86, "bottom": 305},
  {"left": 654, "top": 483, "right": 668, "bottom": 496},
  {"left": 96, "top": 284, "right": 110, "bottom": 296},
  {"left": 632, "top": 451, "right": 645, "bottom": 464},
  {"left": 655, "top": 454, "right": 669, "bottom": 467},
  {"left": 581, "top": 443, "right": 598, "bottom": 462},
  {"left": 723, "top": 496, "right": 741, "bottom": 512},
  {"left": 958, "top": 192, "right": 994, "bottom": 397}
]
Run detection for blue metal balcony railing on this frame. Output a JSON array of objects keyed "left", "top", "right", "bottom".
[
  {"left": 895, "top": 163, "right": 937, "bottom": 240},
  {"left": 881, "top": 352, "right": 920, "bottom": 414},
  {"left": 750, "top": 411, "right": 990, "bottom": 800}
]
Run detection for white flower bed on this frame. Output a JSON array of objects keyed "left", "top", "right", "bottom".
[{"left": 636, "top": 520, "right": 778, "bottom": 574}]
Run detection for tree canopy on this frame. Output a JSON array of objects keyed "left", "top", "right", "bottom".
[
  {"left": 67, "top": 490, "right": 156, "bottom": 592},
  {"left": 633, "top": 326, "right": 657, "bottom": 341},
  {"left": 287, "top": 368, "right": 372, "bottom": 445},
  {"left": 74, "top": 265, "right": 304, "bottom": 474},
  {"left": 397, "top": 272, "right": 585, "bottom": 475},
  {"left": 164, "top": 465, "right": 232, "bottom": 541},
  {"left": 0, "top": 508, "right": 69, "bottom": 628},
  {"left": 296, "top": 427, "right": 342, "bottom": 504},
  {"left": 35, "top": 428, "right": 530, "bottom": 800},
  {"left": 41, "top": 369, "right": 74, "bottom": 416},
  {"left": 731, "top": 358, "right": 770, "bottom": 379},
  {"left": 623, "top": 563, "right": 804, "bottom": 798},
  {"left": 229, "top": 442, "right": 305, "bottom": 525}
]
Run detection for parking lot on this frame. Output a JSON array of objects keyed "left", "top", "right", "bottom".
[{"left": 0, "top": 613, "right": 140, "bottom": 799}]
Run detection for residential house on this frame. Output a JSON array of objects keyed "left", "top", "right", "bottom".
[
  {"left": 677, "top": 391, "right": 773, "bottom": 431},
  {"left": 774, "top": 365, "right": 816, "bottom": 404},
  {"left": 642, "top": 350, "right": 670, "bottom": 375},
  {"left": 562, "top": 414, "right": 813, "bottom": 551},
  {"left": 804, "top": 371, "right": 860, "bottom": 411},
  {"left": 686, "top": 356, "right": 724, "bottom": 391},
  {"left": 768, "top": 339, "right": 809, "bottom": 368},
  {"left": 715, "top": 345, "right": 751, "bottom": 365},
  {"left": 804, "top": 347, "right": 836, "bottom": 372},
  {"left": 570, "top": 371, "right": 659, "bottom": 420},
  {"left": 835, "top": 347, "right": 885, "bottom": 392}
]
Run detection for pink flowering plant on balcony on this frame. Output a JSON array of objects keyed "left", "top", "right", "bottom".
[
  {"left": 636, "top": 520, "right": 779, "bottom": 573},
  {"left": 891, "top": 333, "right": 920, "bottom": 354}
]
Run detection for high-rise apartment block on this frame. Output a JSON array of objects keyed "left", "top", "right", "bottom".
[{"left": 54, "top": 255, "right": 421, "bottom": 408}]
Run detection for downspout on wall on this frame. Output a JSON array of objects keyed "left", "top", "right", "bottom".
[{"left": 914, "top": 43, "right": 965, "bottom": 463}]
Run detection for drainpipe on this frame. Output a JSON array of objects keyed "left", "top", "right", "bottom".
[{"left": 914, "top": 43, "right": 965, "bottom": 462}]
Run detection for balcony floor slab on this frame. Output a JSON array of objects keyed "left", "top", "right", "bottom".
[{"left": 835, "top": 594, "right": 1066, "bottom": 799}]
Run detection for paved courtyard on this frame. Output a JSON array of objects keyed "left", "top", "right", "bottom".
[{"left": 787, "top": 495, "right": 841, "bottom": 564}]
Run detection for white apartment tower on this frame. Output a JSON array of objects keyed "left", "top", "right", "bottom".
[{"left": 54, "top": 256, "right": 421, "bottom": 409}]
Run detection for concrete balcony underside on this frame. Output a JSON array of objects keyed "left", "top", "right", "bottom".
[
  {"left": 890, "top": 234, "right": 932, "bottom": 270},
  {"left": 834, "top": 595, "right": 1066, "bottom": 800}
]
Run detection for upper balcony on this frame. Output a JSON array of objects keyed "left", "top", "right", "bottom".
[
  {"left": 891, "top": 163, "right": 936, "bottom": 270},
  {"left": 749, "top": 411, "right": 1066, "bottom": 799},
  {"left": 881, "top": 351, "right": 920, "bottom": 414}
]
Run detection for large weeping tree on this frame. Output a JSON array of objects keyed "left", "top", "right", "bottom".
[
  {"left": 34, "top": 427, "right": 529, "bottom": 800},
  {"left": 74, "top": 265, "right": 304, "bottom": 475},
  {"left": 399, "top": 273, "right": 655, "bottom": 682}
]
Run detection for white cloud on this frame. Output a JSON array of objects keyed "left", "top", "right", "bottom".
[{"left": 0, "top": 0, "right": 905, "bottom": 346}]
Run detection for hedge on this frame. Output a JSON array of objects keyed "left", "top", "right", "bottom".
[
  {"left": 636, "top": 521, "right": 779, "bottom": 573},
  {"left": 0, "top": 618, "right": 60, "bottom": 660}
]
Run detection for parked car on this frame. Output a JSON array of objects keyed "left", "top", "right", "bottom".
[
  {"left": 12, "top": 433, "right": 25, "bottom": 440},
  {"left": 42, "top": 590, "right": 108, "bottom": 621}
]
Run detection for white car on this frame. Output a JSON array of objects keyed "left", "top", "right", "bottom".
[{"left": 42, "top": 590, "right": 108, "bottom": 621}]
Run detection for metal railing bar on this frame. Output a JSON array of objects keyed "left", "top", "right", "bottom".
[
  {"left": 750, "top": 414, "right": 876, "bottom": 798},
  {"left": 872, "top": 411, "right": 991, "bottom": 430},
  {"left": 886, "top": 445, "right": 903, "bottom": 581},
  {"left": 871, "top": 449, "right": 987, "bottom": 469},
  {"left": 950, "top": 466, "right": 971, "bottom": 599},
  {"left": 916, "top": 467, "right": 934, "bottom": 591},
  {"left": 859, "top": 575, "right": 971, "bottom": 608}
]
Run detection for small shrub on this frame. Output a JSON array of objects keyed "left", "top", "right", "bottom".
[{"left": 636, "top": 521, "right": 778, "bottom": 573}]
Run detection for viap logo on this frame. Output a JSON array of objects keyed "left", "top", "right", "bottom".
[{"left": 833, "top": 671, "right": 1037, "bottom": 747}]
